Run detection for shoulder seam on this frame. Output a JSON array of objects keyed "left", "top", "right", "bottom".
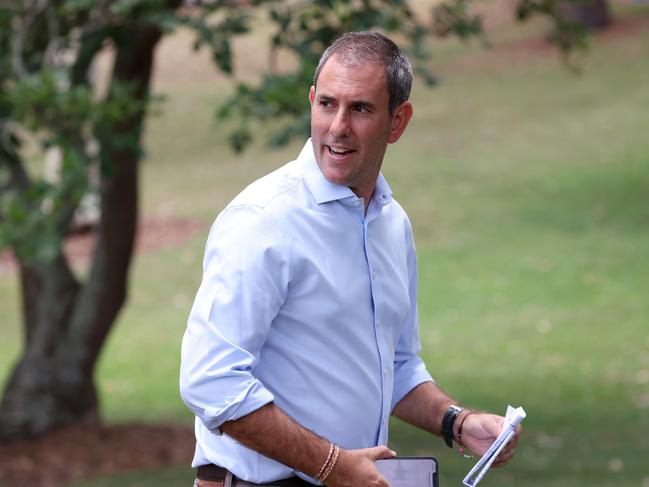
[{"left": 227, "top": 174, "right": 306, "bottom": 211}]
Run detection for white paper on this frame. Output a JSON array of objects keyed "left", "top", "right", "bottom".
[{"left": 462, "top": 405, "right": 526, "bottom": 487}]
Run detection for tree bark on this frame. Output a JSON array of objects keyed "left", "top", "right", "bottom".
[
  {"left": 559, "top": 0, "right": 612, "bottom": 30},
  {"left": 0, "top": 257, "right": 83, "bottom": 438},
  {"left": 0, "top": 23, "right": 163, "bottom": 440}
]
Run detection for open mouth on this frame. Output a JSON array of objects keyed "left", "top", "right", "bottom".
[{"left": 327, "top": 145, "right": 356, "bottom": 157}]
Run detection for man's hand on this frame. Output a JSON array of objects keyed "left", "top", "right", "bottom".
[
  {"left": 458, "top": 412, "right": 521, "bottom": 468},
  {"left": 325, "top": 445, "right": 396, "bottom": 487},
  {"left": 391, "top": 383, "right": 522, "bottom": 469}
]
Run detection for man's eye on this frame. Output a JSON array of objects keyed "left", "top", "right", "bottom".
[
  {"left": 353, "top": 105, "right": 368, "bottom": 113},
  {"left": 319, "top": 100, "right": 332, "bottom": 108}
]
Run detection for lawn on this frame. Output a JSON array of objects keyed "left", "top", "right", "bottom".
[{"left": 2, "top": 2, "right": 649, "bottom": 486}]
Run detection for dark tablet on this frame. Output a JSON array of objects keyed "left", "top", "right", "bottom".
[{"left": 375, "top": 456, "right": 439, "bottom": 487}]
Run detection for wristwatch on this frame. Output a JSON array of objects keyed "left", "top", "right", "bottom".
[{"left": 442, "top": 405, "right": 464, "bottom": 448}]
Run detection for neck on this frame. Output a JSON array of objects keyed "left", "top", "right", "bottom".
[{"left": 350, "top": 186, "right": 374, "bottom": 213}]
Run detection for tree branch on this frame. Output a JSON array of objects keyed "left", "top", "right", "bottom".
[
  {"left": 10, "top": 0, "right": 49, "bottom": 78},
  {"left": 0, "top": 122, "right": 31, "bottom": 201}
]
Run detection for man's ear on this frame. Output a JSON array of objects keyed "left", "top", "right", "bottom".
[
  {"left": 388, "top": 101, "right": 413, "bottom": 144},
  {"left": 309, "top": 86, "right": 316, "bottom": 106}
]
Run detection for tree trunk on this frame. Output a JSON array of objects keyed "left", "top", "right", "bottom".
[
  {"left": 0, "top": 24, "right": 163, "bottom": 440},
  {"left": 559, "top": 0, "right": 612, "bottom": 30},
  {"left": 0, "top": 257, "right": 83, "bottom": 438}
]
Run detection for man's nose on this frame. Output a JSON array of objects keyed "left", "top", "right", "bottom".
[{"left": 329, "top": 109, "right": 350, "bottom": 138}]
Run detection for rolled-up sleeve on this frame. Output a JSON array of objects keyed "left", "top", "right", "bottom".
[
  {"left": 180, "top": 205, "right": 290, "bottom": 432},
  {"left": 391, "top": 224, "right": 433, "bottom": 410}
]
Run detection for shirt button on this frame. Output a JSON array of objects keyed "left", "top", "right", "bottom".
[
  {"left": 372, "top": 272, "right": 377, "bottom": 280},
  {"left": 377, "top": 320, "right": 381, "bottom": 328}
]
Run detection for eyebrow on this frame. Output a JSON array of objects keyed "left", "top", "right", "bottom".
[{"left": 316, "top": 94, "right": 377, "bottom": 111}]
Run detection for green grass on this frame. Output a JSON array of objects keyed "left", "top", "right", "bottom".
[{"left": 3, "top": 3, "right": 649, "bottom": 486}]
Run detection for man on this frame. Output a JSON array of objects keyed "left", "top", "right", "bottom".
[{"left": 180, "top": 31, "right": 520, "bottom": 487}]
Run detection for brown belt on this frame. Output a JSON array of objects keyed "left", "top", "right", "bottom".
[{"left": 196, "top": 464, "right": 313, "bottom": 486}]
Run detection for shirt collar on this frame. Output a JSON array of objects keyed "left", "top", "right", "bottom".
[
  {"left": 299, "top": 139, "right": 393, "bottom": 206},
  {"left": 373, "top": 172, "right": 393, "bottom": 207}
]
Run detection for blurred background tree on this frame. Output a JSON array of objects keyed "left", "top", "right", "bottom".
[
  {"left": 0, "top": 0, "right": 606, "bottom": 440},
  {"left": 0, "top": 0, "right": 184, "bottom": 439}
]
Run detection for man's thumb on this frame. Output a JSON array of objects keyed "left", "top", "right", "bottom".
[{"left": 368, "top": 445, "right": 397, "bottom": 461}]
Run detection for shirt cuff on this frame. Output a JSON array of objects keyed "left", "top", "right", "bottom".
[
  {"left": 203, "top": 380, "right": 275, "bottom": 434},
  {"left": 391, "top": 357, "right": 434, "bottom": 411}
]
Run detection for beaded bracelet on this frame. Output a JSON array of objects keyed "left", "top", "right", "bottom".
[{"left": 457, "top": 410, "right": 476, "bottom": 458}]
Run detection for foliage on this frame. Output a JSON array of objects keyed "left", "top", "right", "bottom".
[
  {"left": 432, "top": 0, "right": 485, "bottom": 41},
  {"left": 516, "top": 0, "right": 590, "bottom": 56},
  {"left": 1, "top": 1, "right": 151, "bottom": 262},
  {"left": 1, "top": 71, "right": 140, "bottom": 261},
  {"left": 0, "top": 0, "right": 259, "bottom": 260}
]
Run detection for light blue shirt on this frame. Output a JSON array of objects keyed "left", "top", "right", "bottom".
[{"left": 180, "top": 140, "right": 433, "bottom": 484}]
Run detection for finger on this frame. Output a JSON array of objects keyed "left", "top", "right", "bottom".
[
  {"left": 500, "top": 440, "right": 517, "bottom": 459},
  {"left": 377, "top": 472, "right": 392, "bottom": 487},
  {"left": 367, "top": 445, "right": 397, "bottom": 461},
  {"left": 492, "top": 445, "right": 516, "bottom": 468},
  {"left": 505, "top": 438, "right": 519, "bottom": 453},
  {"left": 492, "top": 454, "right": 512, "bottom": 468},
  {"left": 514, "top": 424, "right": 523, "bottom": 441},
  {"left": 503, "top": 436, "right": 518, "bottom": 452},
  {"left": 497, "top": 428, "right": 520, "bottom": 456}
]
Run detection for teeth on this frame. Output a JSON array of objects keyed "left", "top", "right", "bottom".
[{"left": 329, "top": 146, "right": 352, "bottom": 155}]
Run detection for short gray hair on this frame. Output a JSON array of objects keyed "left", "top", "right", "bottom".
[{"left": 314, "top": 31, "right": 413, "bottom": 115}]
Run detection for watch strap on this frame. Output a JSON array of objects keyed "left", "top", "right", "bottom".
[{"left": 442, "top": 405, "right": 464, "bottom": 448}]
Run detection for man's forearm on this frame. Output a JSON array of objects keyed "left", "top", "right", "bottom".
[
  {"left": 393, "top": 382, "right": 522, "bottom": 467},
  {"left": 221, "top": 403, "right": 397, "bottom": 487},
  {"left": 220, "top": 402, "right": 330, "bottom": 478},
  {"left": 391, "top": 381, "right": 459, "bottom": 437}
]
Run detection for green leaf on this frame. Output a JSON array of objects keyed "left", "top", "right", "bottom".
[{"left": 229, "top": 127, "right": 252, "bottom": 153}]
